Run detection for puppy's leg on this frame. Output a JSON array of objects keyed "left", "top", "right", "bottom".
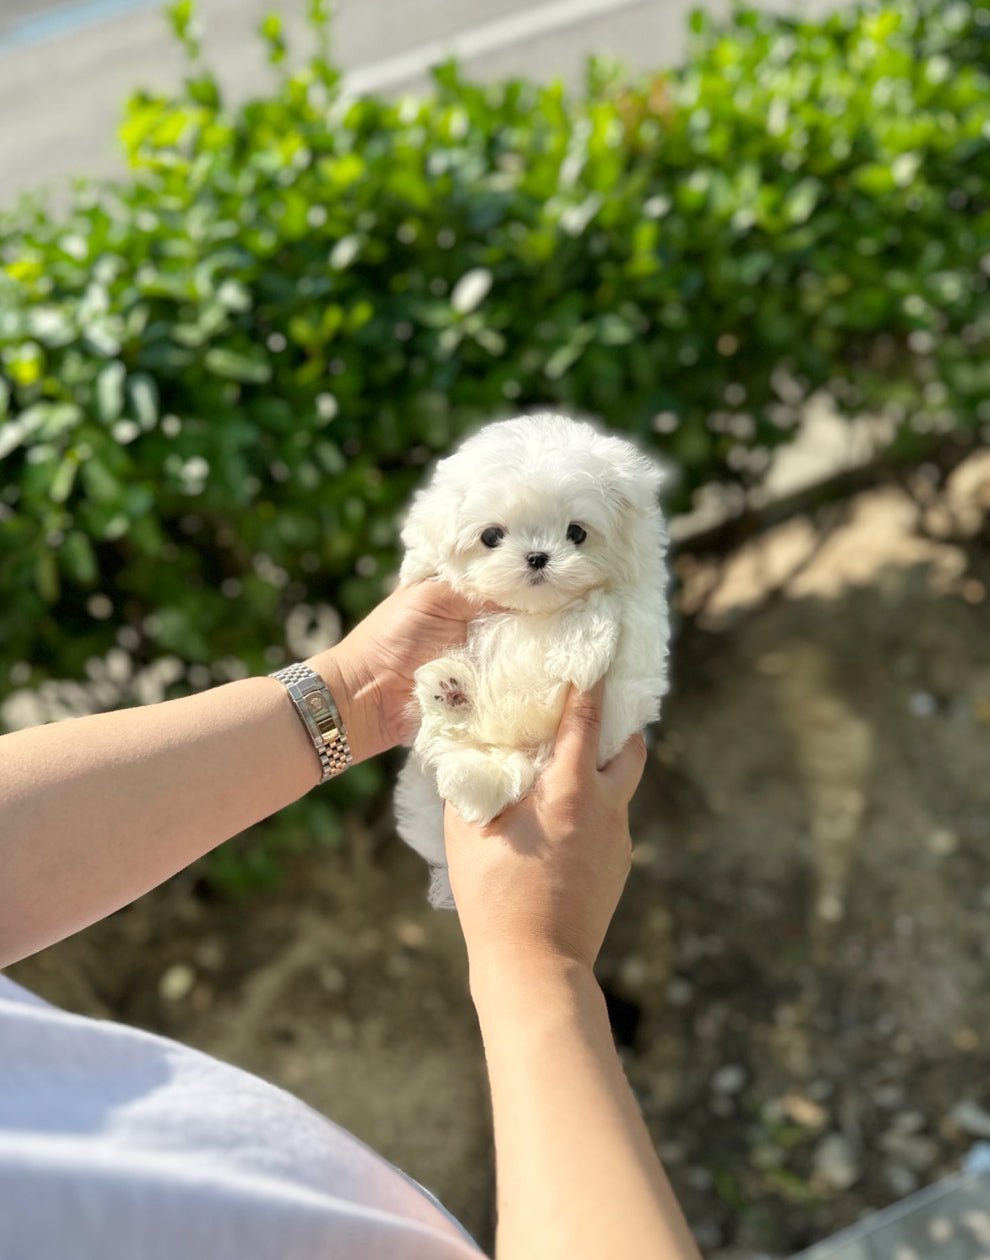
[
  {"left": 394, "top": 753, "right": 446, "bottom": 868},
  {"left": 544, "top": 593, "right": 621, "bottom": 692},
  {"left": 395, "top": 754, "right": 458, "bottom": 909},
  {"left": 414, "top": 657, "right": 478, "bottom": 739},
  {"left": 435, "top": 746, "right": 537, "bottom": 825}
]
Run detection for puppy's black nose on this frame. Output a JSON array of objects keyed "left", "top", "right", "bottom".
[{"left": 526, "top": 552, "right": 549, "bottom": 571}]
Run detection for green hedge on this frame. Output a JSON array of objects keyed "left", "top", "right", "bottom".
[{"left": 1, "top": 0, "right": 987, "bottom": 701}]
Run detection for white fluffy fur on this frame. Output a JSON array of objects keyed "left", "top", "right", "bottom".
[{"left": 394, "top": 413, "right": 670, "bottom": 908}]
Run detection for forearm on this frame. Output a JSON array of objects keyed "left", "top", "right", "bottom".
[
  {"left": 0, "top": 650, "right": 374, "bottom": 967},
  {"left": 470, "top": 953, "right": 700, "bottom": 1260}
]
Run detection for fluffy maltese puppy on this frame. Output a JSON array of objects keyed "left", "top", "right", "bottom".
[{"left": 394, "top": 413, "right": 670, "bottom": 908}]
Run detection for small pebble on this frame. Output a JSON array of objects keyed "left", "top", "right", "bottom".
[
  {"left": 658, "top": 1140, "right": 686, "bottom": 1166},
  {"left": 711, "top": 1064, "right": 747, "bottom": 1095},
  {"left": 394, "top": 920, "right": 427, "bottom": 950},
  {"left": 782, "top": 1093, "right": 828, "bottom": 1130},
  {"left": 909, "top": 691, "right": 937, "bottom": 718},
  {"left": 875, "top": 1084, "right": 906, "bottom": 1109},
  {"left": 928, "top": 1217, "right": 955, "bottom": 1244},
  {"left": 814, "top": 1133, "right": 861, "bottom": 1191},
  {"left": 751, "top": 1142, "right": 782, "bottom": 1171},
  {"left": 194, "top": 937, "right": 225, "bottom": 971},
  {"left": 816, "top": 892, "right": 845, "bottom": 923},
  {"left": 691, "top": 1222, "right": 722, "bottom": 1250},
  {"left": 885, "top": 1162, "right": 920, "bottom": 1198},
  {"left": 159, "top": 963, "right": 196, "bottom": 1003},
  {"left": 880, "top": 1130, "right": 937, "bottom": 1172},
  {"left": 619, "top": 955, "right": 648, "bottom": 989},
  {"left": 685, "top": 1165, "right": 713, "bottom": 1192},
  {"left": 927, "top": 826, "right": 959, "bottom": 856},
  {"left": 952, "top": 1099, "right": 990, "bottom": 1139},
  {"left": 954, "top": 1026, "right": 979, "bottom": 1052},
  {"left": 666, "top": 978, "right": 693, "bottom": 1007},
  {"left": 961, "top": 1208, "right": 990, "bottom": 1245}
]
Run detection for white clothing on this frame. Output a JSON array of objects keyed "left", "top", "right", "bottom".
[{"left": 0, "top": 975, "right": 484, "bottom": 1259}]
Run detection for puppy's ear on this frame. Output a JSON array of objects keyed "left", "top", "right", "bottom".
[
  {"left": 606, "top": 450, "right": 669, "bottom": 516},
  {"left": 399, "top": 493, "right": 443, "bottom": 582},
  {"left": 398, "top": 466, "right": 463, "bottom": 582}
]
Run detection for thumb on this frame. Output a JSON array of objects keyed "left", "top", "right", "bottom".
[
  {"left": 600, "top": 731, "right": 649, "bottom": 803},
  {"left": 419, "top": 579, "right": 503, "bottom": 621}
]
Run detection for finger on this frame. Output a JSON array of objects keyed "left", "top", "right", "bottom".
[
  {"left": 600, "top": 731, "right": 649, "bottom": 803},
  {"left": 552, "top": 678, "right": 605, "bottom": 775},
  {"left": 419, "top": 579, "right": 503, "bottom": 621}
]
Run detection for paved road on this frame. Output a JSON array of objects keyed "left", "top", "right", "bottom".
[{"left": 0, "top": 0, "right": 835, "bottom": 208}]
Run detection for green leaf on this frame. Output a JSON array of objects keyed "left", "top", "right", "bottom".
[
  {"left": 128, "top": 373, "right": 160, "bottom": 431},
  {"left": 35, "top": 549, "right": 59, "bottom": 602},
  {"left": 81, "top": 457, "right": 122, "bottom": 505},
  {"left": 167, "top": 0, "right": 201, "bottom": 60},
  {"left": 96, "top": 363, "right": 126, "bottom": 423},
  {"left": 260, "top": 13, "right": 287, "bottom": 65},
  {"left": 204, "top": 347, "right": 272, "bottom": 383},
  {"left": 38, "top": 403, "right": 83, "bottom": 440},
  {"left": 782, "top": 178, "right": 820, "bottom": 226},
  {"left": 60, "top": 531, "right": 98, "bottom": 585},
  {"left": 0, "top": 407, "right": 46, "bottom": 460},
  {"left": 49, "top": 455, "right": 79, "bottom": 504}
]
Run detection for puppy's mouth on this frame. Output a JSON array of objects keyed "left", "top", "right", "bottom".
[{"left": 527, "top": 572, "right": 549, "bottom": 587}]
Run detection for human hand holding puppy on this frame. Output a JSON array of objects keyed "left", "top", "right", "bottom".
[
  {"left": 445, "top": 678, "right": 647, "bottom": 972},
  {"left": 446, "top": 680, "right": 702, "bottom": 1260},
  {"left": 307, "top": 577, "right": 497, "bottom": 763}
]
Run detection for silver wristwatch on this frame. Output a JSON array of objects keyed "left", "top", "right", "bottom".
[{"left": 269, "top": 662, "right": 352, "bottom": 782}]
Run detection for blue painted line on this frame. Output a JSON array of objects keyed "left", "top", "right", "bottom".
[{"left": 0, "top": 0, "right": 161, "bottom": 55}]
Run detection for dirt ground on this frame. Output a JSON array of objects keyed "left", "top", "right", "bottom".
[{"left": 8, "top": 455, "right": 990, "bottom": 1257}]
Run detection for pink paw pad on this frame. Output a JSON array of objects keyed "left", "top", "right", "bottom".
[{"left": 434, "top": 677, "right": 469, "bottom": 709}]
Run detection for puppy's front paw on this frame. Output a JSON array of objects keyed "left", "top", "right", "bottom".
[
  {"left": 434, "top": 676, "right": 470, "bottom": 709},
  {"left": 414, "top": 658, "right": 475, "bottom": 729}
]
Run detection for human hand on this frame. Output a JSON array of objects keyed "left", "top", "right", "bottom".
[
  {"left": 444, "top": 680, "right": 648, "bottom": 974},
  {"left": 306, "top": 580, "right": 492, "bottom": 764}
]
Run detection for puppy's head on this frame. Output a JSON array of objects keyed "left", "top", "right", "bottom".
[{"left": 400, "top": 413, "right": 666, "bottom": 612}]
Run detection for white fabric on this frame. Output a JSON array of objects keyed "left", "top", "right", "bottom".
[{"left": 0, "top": 975, "right": 484, "bottom": 1260}]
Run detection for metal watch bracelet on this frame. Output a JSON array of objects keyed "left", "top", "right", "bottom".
[{"left": 269, "top": 662, "right": 352, "bottom": 783}]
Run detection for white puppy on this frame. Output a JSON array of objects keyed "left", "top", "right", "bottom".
[{"left": 394, "top": 413, "right": 670, "bottom": 908}]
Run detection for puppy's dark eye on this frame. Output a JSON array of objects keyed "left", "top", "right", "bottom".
[
  {"left": 480, "top": 526, "right": 505, "bottom": 549},
  {"left": 566, "top": 523, "right": 587, "bottom": 545}
]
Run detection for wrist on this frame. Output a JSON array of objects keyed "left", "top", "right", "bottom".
[
  {"left": 467, "top": 945, "right": 599, "bottom": 1011},
  {"left": 304, "top": 647, "right": 384, "bottom": 766}
]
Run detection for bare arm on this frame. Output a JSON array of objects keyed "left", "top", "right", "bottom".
[
  {"left": 0, "top": 581, "right": 481, "bottom": 967},
  {"left": 444, "top": 684, "right": 701, "bottom": 1260}
]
